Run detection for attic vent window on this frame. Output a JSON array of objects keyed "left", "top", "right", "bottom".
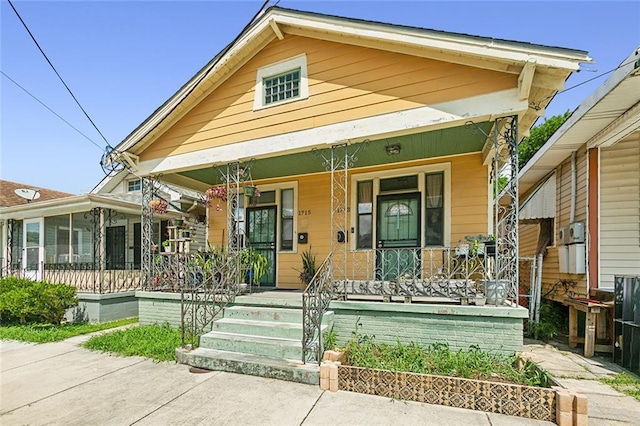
[
  {"left": 264, "top": 70, "right": 300, "bottom": 105},
  {"left": 253, "top": 54, "right": 308, "bottom": 110}
]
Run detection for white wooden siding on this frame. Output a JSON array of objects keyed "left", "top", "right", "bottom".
[{"left": 599, "top": 134, "right": 640, "bottom": 288}]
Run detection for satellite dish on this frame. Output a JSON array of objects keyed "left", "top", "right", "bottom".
[{"left": 14, "top": 188, "right": 41, "bottom": 202}]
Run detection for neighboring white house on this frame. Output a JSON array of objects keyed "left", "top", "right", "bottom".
[{"left": 519, "top": 46, "right": 640, "bottom": 300}]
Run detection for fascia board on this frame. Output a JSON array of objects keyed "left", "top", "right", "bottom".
[
  {"left": 519, "top": 47, "right": 640, "bottom": 183},
  {"left": 0, "top": 195, "right": 141, "bottom": 220},
  {"left": 274, "top": 13, "right": 589, "bottom": 70}
]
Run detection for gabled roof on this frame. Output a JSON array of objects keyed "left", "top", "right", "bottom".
[
  {"left": 519, "top": 46, "right": 640, "bottom": 196},
  {"left": 0, "top": 179, "right": 73, "bottom": 207},
  {"left": 113, "top": 6, "right": 590, "bottom": 160}
]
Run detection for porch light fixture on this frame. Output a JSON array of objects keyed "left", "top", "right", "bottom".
[{"left": 385, "top": 144, "right": 401, "bottom": 156}]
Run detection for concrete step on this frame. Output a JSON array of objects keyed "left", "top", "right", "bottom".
[
  {"left": 176, "top": 347, "right": 319, "bottom": 385},
  {"left": 223, "top": 306, "right": 302, "bottom": 323},
  {"left": 213, "top": 318, "right": 303, "bottom": 340},
  {"left": 199, "top": 331, "right": 303, "bottom": 360}
]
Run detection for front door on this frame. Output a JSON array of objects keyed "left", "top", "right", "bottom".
[
  {"left": 106, "top": 226, "right": 126, "bottom": 270},
  {"left": 23, "top": 218, "right": 43, "bottom": 280},
  {"left": 376, "top": 193, "right": 421, "bottom": 280},
  {"left": 246, "top": 206, "right": 277, "bottom": 286}
]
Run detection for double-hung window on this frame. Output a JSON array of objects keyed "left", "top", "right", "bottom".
[
  {"left": 356, "top": 181, "right": 373, "bottom": 249},
  {"left": 281, "top": 189, "right": 294, "bottom": 250}
]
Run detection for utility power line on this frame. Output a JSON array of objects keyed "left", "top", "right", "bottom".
[{"left": 1, "top": 70, "right": 102, "bottom": 150}]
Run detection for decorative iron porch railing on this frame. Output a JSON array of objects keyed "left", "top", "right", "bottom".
[
  {"left": 145, "top": 251, "right": 242, "bottom": 347},
  {"left": 301, "top": 244, "right": 513, "bottom": 364},
  {"left": 1, "top": 262, "right": 142, "bottom": 293},
  {"left": 302, "top": 252, "right": 334, "bottom": 364},
  {"left": 335, "top": 245, "right": 499, "bottom": 300}
]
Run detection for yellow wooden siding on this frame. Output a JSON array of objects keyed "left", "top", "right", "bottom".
[
  {"left": 547, "top": 146, "right": 588, "bottom": 300},
  {"left": 141, "top": 35, "right": 517, "bottom": 161},
  {"left": 556, "top": 145, "right": 588, "bottom": 231},
  {"left": 519, "top": 223, "right": 540, "bottom": 258},
  {"left": 207, "top": 154, "right": 488, "bottom": 288}
]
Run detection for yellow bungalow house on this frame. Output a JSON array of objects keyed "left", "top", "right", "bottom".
[{"left": 105, "top": 7, "right": 590, "bottom": 376}]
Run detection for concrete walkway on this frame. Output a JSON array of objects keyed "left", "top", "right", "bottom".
[
  {"left": 1, "top": 332, "right": 553, "bottom": 426},
  {"left": 522, "top": 338, "right": 640, "bottom": 425}
]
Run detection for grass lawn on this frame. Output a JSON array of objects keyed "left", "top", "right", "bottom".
[
  {"left": 0, "top": 317, "right": 138, "bottom": 343},
  {"left": 601, "top": 373, "right": 640, "bottom": 401},
  {"left": 81, "top": 323, "right": 181, "bottom": 362}
]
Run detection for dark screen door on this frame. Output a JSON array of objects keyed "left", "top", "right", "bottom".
[
  {"left": 246, "top": 206, "right": 277, "bottom": 286},
  {"left": 106, "top": 226, "right": 126, "bottom": 270}
]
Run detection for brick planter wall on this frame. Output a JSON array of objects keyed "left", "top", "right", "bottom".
[{"left": 329, "top": 301, "right": 528, "bottom": 354}]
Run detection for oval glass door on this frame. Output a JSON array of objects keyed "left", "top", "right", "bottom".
[{"left": 376, "top": 193, "right": 421, "bottom": 281}]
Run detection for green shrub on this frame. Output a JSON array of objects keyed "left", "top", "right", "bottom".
[
  {"left": 529, "top": 300, "right": 567, "bottom": 342},
  {"left": 0, "top": 278, "right": 78, "bottom": 325}
]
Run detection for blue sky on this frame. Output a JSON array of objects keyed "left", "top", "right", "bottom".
[{"left": 1, "top": 1, "right": 638, "bottom": 194}]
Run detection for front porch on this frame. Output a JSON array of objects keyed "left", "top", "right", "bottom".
[{"left": 139, "top": 288, "right": 527, "bottom": 384}]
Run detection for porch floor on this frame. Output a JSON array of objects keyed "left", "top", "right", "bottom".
[{"left": 237, "top": 288, "right": 472, "bottom": 307}]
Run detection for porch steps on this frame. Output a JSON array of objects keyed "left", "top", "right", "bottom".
[
  {"left": 178, "top": 302, "right": 333, "bottom": 385},
  {"left": 176, "top": 347, "right": 319, "bottom": 385}
]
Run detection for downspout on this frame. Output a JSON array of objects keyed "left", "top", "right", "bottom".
[{"left": 570, "top": 151, "right": 577, "bottom": 223}]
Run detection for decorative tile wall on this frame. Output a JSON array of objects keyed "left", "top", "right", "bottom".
[{"left": 338, "top": 365, "right": 556, "bottom": 421}]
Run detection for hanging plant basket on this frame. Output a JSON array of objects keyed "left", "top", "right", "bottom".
[
  {"left": 149, "top": 198, "right": 169, "bottom": 214},
  {"left": 244, "top": 186, "right": 257, "bottom": 197}
]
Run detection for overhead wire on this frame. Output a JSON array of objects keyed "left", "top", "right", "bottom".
[
  {"left": 0, "top": 70, "right": 103, "bottom": 150},
  {"left": 7, "top": 0, "right": 111, "bottom": 148},
  {"left": 531, "top": 57, "right": 639, "bottom": 110}
]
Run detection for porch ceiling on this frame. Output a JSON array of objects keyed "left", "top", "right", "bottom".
[{"left": 178, "top": 121, "right": 492, "bottom": 185}]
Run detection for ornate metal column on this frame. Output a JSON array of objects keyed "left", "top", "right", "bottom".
[
  {"left": 141, "top": 176, "right": 155, "bottom": 289},
  {"left": 314, "top": 142, "right": 367, "bottom": 293},
  {"left": 492, "top": 115, "right": 519, "bottom": 304}
]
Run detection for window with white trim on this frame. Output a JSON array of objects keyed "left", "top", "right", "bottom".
[
  {"left": 253, "top": 54, "right": 308, "bottom": 110},
  {"left": 127, "top": 179, "right": 141, "bottom": 192},
  {"left": 264, "top": 70, "right": 300, "bottom": 105},
  {"left": 281, "top": 188, "right": 294, "bottom": 250}
]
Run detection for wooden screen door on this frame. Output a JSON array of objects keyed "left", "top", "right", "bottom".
[
  {"left": 246, "top": 206, "right": 277, "bottom": 286},
  {"left": 376, "top": 193, "right": 421, "bottom": 280}
]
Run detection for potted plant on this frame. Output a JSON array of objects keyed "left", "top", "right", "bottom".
[
  {"left": 149, "top": 198, "right": 168, "bottom": 214},
  {"left": 162, "top": 240, "right": 171, "bottom": 252},
  {"left": 296, "top": 248, "right": 317, "bottom": 286},
  {"left": 484, "top": 235, "right": 497, "bottom": 257},
  {"left": 204, "top": 185, "right": 227, "bottom": 211},
  {"left": 170, "top": 218, "right": 184, "bottom": 228},
  {"left": 241, "top": 248, "right": 268, "bottom": 285}
]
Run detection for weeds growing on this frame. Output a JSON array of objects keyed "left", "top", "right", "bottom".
[
  {"left": 600, "top": 373, "right": 640, "bottom": 401},
  {"left": 343, "top": 321, "right": 549, "bottom": 387},
  {"left": 0, "top": 317, "right": 138, "bottom": 343},
  {"left": 81, "top": 323, "right": 181, "bottom": 362}
]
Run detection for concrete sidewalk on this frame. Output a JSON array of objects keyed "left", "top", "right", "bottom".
[
  {"left": 523, "top": 338, "right": 640, "bottom": 425},
  {"left": 1, "top": 333, "right": 553, "bottom": 426}
]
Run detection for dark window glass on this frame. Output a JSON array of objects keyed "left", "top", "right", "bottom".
[
  {"left": 357, "top": 181, "right": 373, "bottom": 249},
  {"left": 425, "top": 172, "right": 444, "bottom": 246},
  {"left": 380, "top": 175, "right": 418, "bottom": 192}
]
